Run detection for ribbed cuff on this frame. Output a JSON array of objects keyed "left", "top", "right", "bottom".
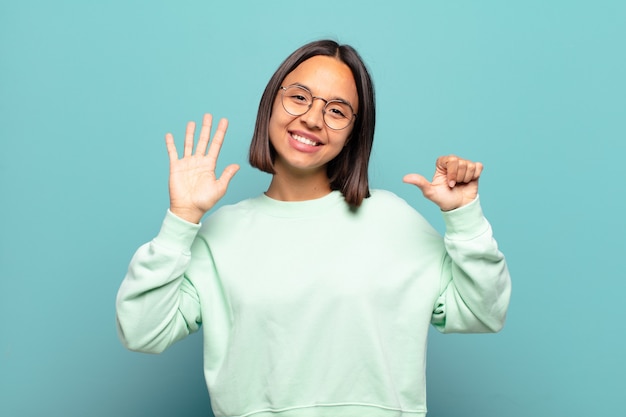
[
  {"left": 441, "top": 196, "right": 490, "bottom": 240},
  {"left": 152, "top": 210, "right": 202, "bottom": 252}
]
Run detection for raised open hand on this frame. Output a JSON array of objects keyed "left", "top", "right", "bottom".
[
  {"left": 402, "top": 155, "right": 483, "bottom": 211},
  {"left": 165, "top": 113, "right": 240, "bottom": 223}
]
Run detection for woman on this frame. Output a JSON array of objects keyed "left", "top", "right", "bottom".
[{"left": 116, "top": 40, "right": 511, "bottom": 417}]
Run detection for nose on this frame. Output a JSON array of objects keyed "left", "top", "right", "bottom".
[{"left": 299, "top": 97, "right": 326, "bottom": 129}]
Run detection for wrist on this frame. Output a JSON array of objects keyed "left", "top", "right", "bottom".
[{"left": 169, "top": 206, "right": 205, "bottom": 224}]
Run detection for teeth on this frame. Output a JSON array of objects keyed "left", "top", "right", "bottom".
[{"left": 292, "top": 134, "right": 319, "bottom": 146}]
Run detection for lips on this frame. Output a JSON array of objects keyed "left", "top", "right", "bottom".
[{"left": 290, "top": 132, "right": 321, "bottom": 147}]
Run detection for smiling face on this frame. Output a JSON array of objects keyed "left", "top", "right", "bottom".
[{"left": 268, "top": 55, "right": 359, "bottom": 177}]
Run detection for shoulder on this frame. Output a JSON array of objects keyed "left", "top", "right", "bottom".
[
  {"left": 211, "top": 197, "right": 259, "bottom": 218},
  {"left": 359, "top": 189, "right": 436, "bottom": 231},
  {"left": 362, "top": 189, "right": 417, "bottom": 216},
  {"left": 346, "top": 189, "right": 442, "bottom": 251},
  {"left": 199, "top": 196, "right": 262, "bottom": 236},
  {"left": 367, "top": 189, "right": 408, "bottom": 204}
]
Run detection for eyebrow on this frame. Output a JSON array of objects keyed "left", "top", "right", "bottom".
[{"left": 291, "top": 82, "right": 355, "bottom": 108}]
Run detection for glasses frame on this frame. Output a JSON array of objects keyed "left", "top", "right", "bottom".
[{"left": 280, "top": 85, "right": 356, "bottom": 130}]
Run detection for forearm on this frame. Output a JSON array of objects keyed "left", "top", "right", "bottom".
[
  {"left": 432, "top": 197, "right": 512, "bottom": 333},
  {"left": 116, "top": 211, "right": 202, "bottom": 353}
]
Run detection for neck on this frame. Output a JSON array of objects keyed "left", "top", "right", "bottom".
[{"left": 265, "top": 166, "right": 333, "bottom": 202}]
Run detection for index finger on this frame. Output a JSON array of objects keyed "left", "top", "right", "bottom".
[{"left": 437, "top": 155, "right": 459, "bottom": 188}]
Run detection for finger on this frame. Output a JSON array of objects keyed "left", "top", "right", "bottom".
[
  {"left": 206, "top": 118, "right": 229, "bottom": 168},
  {"left": 165, "top": 133, "right": 179, "bottom": 161},
  {"left": 438, "top": 155, "right": 458, "bottom": 188},
  {"left": 184, "top": 121, "right": 196, "bottom": 157},
  {"left": 455, "top": 159, "right": 468, "bottom": 184},
  {"left": 218, "top": 163, "right": 240, "bottom": 187},
  {"left": 474, "top": 162, "right": 484, "bottom": 179},
  {"left": 459, "top": 160, "right": 479, "bottom": 183},
  {"left": 457, "top": 160, "right": 483, "bottom": 183},
  {"left": 195, "top": 113, "right": 213, "bottom": 155},
  {"left": 402, "top": 173, "right": 431, "bottom": 192}
]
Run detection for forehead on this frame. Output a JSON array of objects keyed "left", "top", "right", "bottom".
[{"left": 282, "top": 55, "right": 358, "bottom": 108}]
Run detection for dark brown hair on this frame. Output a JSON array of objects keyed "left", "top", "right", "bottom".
[{"left": 248, "top": 40, "right": 376, "bottom": 207}]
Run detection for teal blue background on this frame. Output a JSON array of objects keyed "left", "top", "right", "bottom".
[{"left": 1, "top": 1, "right": 624, "bottom": 416}]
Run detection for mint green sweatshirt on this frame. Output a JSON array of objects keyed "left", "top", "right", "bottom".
[{"left": 116, "top": 190, "right": 511, "bottom": 417}]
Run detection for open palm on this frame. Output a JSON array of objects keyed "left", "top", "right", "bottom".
[{"left": 166, "top": 114, "right": 239, "bottom": 223}]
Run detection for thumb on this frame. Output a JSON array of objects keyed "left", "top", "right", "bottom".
[
  {"left": 402, "top": 173, "right": 431, "bottom": 192},
  {"left": 219, "top": 164, "right": 240, "bottom": 186}
]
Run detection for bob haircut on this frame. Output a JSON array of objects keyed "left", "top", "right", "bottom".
[{"left": 248, "top": 40, "right": 376, "bottom": 207}]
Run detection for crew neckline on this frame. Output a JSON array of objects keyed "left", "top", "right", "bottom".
[{"left": 251, "top": 190, "right": 345, "bottom": 218}]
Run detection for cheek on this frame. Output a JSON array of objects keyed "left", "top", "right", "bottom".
[
  {"left": 270, "top": 96, "right": 281, "bottom": 118},
  {"left": 337, "top": 127, "right": 353, "bottom": 147},
  {"left": 267, "top": 106, "right": 279, "bottom": 142},
  {"left": 329, "top": 133, "right": 352, "bottom": 159},
  {"left": 268, "top": 99, "right": 288, "bottom": 133}
]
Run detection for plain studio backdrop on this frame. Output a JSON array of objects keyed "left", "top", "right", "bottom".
[{"left": 1, "top": 1, "right": 624, "bottom": 416}]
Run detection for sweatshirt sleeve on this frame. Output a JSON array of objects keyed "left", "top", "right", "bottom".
[
  {"left": 115, "top": 210, "right": 204, "bottom": 353},
  {"left": 431, "top": 197, "right": 512, "bottom": 333}
]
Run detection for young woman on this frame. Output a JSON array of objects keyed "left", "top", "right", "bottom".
[{"left": 116, "top": 40, "right": 511, "bottom": 417}]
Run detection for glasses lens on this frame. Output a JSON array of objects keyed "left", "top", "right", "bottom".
[
  {"left": 282, "top": 86, "right": 312, "bottom": 116},
  {"left": 323, "top": 101, "right": 353, "bottom": 130}
]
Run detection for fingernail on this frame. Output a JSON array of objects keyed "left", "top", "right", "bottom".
[{"left": 449, "top": 180, "right": 456, "bottom": 188}]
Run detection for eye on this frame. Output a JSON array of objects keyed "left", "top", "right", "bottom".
[
  {"left": 284, "top": 86, "right": 312, "bottom": 106},
  {"left": 326, "top": 101, "right": 351, "bottom": 119},
  {"left": 291, "top": 94, "right": 308, "bottom": 103}
]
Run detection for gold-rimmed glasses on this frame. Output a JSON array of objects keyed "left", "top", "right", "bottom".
[{"left": 280, "top": 85, "right": 356, "bottom": 130}]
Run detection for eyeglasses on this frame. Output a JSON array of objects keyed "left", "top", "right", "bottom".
[{"left": 280, "top": 85, "right": 356, "bottom": 130}]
